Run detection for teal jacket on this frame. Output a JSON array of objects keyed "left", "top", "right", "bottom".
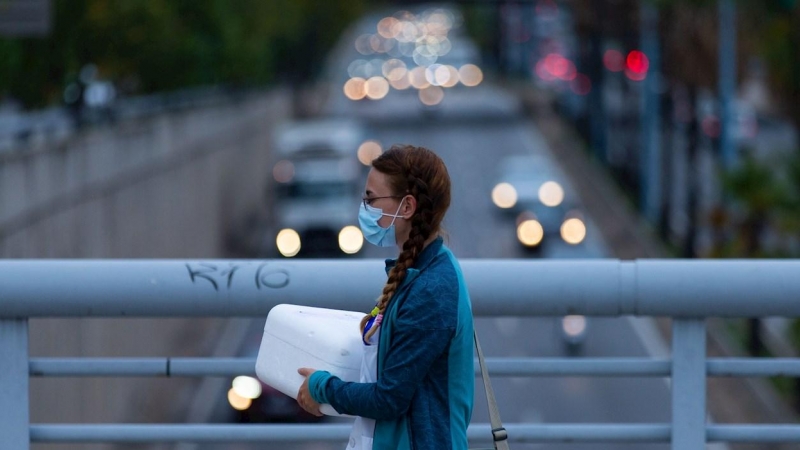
[{"left": 308, "top": 237, "right": 475, "bottom": 450}]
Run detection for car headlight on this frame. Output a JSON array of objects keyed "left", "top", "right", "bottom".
[
  {"left": 517, "top": 219, "right": 544, "bottom": 247},
  {"left": 492, "top": 183, "right": 518, "bottom": 209},
  {"left": 276, "top": 229, "right": 301, "bottom": 257},
  {"left": 339, "top": 225, "right": 363, "bottom": 254},
  {"left": 228, "top": 388, "right": 252, "bottom": 411},
  {"left": 232, "top": 376, "right": 262, "bottom": 400},
  {"left": 539, "top": 181, "right": 564, "bottom": 207},
  {"left": 560, "top": 218, "right": 586, "bottom": 245},
  {"left": 562, "top": 315, "right": 587, "bottom": 337}
]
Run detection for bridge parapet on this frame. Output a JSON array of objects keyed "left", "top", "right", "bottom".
[{"left": 2, "top": 259, "right": 800, "bottom": 449}]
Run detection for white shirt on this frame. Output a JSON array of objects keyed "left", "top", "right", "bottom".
[{"left": 345, "top": 328, "right": 380, "bottom": 450}]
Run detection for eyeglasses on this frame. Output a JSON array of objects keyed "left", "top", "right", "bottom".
[{"left": 362, "top": 195, "right": 402, "bottom": 209}]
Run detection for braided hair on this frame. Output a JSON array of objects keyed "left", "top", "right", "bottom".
[{"left": 360, "top": 144, "right": 451, "bottom": 341}]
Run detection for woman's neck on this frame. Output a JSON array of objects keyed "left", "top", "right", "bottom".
[{"left": 396, "top": 233, "right": 438, "bottom": 252}]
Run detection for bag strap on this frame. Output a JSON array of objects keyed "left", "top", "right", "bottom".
[{"left": 474, "top": 330, "right": 510, "bottom": 450}]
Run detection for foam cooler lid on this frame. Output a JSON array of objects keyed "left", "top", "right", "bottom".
[
  {"left": 262, "top": 304, "right": 364, "bottom": 366},
  {"left": 256, "top": 304, "right": 365, "bottom": 416}
]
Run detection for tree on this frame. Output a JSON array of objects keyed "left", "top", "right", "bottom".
[{"left": 0, "top": 0, "right": 369, "bottom": 108}]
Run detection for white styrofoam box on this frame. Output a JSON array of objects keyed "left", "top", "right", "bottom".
[{"left": 255, "top": 304, "right": 364, "bottom": 416}]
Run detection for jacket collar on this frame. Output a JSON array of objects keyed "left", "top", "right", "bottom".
[{"left": 383, "top": 236, "right": 443, "bottom": 284}]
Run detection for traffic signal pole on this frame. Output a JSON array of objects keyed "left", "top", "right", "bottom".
[
  {"left": 718, "top": 0, "right": 737, "bottom": 170},
  {"left": 640, "top": 1, "right": 662, "bottom": 225}
]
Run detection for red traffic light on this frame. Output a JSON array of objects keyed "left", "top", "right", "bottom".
[
  {"left": 625, "top": 50, "right": 649, "bottom": 81},
  {"left": 626, "top": 50, "right": 649, "bottom": 74}
]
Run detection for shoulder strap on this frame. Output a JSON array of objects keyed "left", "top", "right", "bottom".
[{"left": 474, "top": 330, "right": 510, "bottom": 450}]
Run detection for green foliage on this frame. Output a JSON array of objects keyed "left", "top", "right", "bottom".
[
  {"left": 722, "top": 154, "right": 791, "bottom": 214},
  {"left": 0, "top": 0, "right": 369, "bottom": 107},
  {"left": 717, "top": 149, "right": 800, "bottom": 258}
]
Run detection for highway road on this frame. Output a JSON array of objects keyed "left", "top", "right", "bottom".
[
  {"left": 191, "top": 6, "right": 674, "bottom": 450},
  {"left": 191, "top": 89, "right": 672, "bottom": 450}
]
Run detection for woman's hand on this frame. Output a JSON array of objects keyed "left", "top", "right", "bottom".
[{"left": 296, "top": 368, "right": 323, "bottom": 417}]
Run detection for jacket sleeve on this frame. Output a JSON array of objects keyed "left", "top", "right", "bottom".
[
  {"left": 308, "top": 370, "right": 333, "bottom": 404},
  {"left": 311, "top": 279, "right": 457, "bottom": 420}
]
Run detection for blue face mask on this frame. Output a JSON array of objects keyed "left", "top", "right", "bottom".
[{"left": 358, "top": 199, "right": 404, "bottom": 248}]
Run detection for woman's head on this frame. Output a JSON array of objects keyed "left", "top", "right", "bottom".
[{"left": 360, "top": 144, "right": 451, "bottom": 339}]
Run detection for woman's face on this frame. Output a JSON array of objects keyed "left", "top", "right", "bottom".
[
  {"left": 364, "top": 168, "right": 414, "bottom": 243},
  {"left": 364, "top": 168, "right": 402, "bottom": 228}
]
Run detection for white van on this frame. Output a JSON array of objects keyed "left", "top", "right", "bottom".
[{"left": 268, "top": 118, "right": 368, "bottom": 257}]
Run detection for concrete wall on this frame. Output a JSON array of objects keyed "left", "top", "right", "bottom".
[{"left": 0, "top": 90, "right": 290, "bottom": 450}]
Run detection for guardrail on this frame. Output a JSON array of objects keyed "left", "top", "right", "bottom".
[
  {"left": 2, "top": 259, "right": 800, "bottom": 449},
  {"left": 0, "top": 85, "right": 252, "bottom": 154}
]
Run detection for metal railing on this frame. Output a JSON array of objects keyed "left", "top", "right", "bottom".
[{"left": 2, "top": 259, "right": 800, "bottom": 449}]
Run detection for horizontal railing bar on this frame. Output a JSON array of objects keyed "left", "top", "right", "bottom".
[
  {"left": 171, "top": 358, "right": 255, "bottom": 376},
  {"left": 3, "top": 259, "right": 800, "bottom": 318},
  {"left": 30, "top": 423, "right": 672, "bottom": 443},
  {"left": 706, "top": 359, "right": 800, "bottom": 377},
  {"left": 29, "top": 358, "right": 254, "bottom": 377},
  {"left": 487, "top": 358, "right": 672, "bottom": 376},
  {"left": 30, "top": 357, "right": 800, "bottom": 377},
  {"left": 29, "top": 359, "right": 167, "bottom": 377},
  {"left": 30, "top": 423, "right": 800, "bottom": 443},
  {"left": 707, "top": 425, "right": 800, "bottom": 442},
  {"left": 29, "top": 357, "right": 672, "bottom": 377}
]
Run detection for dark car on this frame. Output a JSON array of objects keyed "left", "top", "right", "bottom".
[
  {"left": 491, "top": 154, "right": 587, "bottom": 252},
  {"left": 226, "top": 334, "right": 323, "bottom": 423}
]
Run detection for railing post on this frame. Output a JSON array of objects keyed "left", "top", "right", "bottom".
[
  {"left": 671, "top": 318, "right": 706, "bottom": 450},
  {"left": 0, "top": 319, "right": 30, "bottom": 450}
]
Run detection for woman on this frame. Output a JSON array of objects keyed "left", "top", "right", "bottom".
[{"left": 296, "top": 144, "right": 475, "bottom": 450}]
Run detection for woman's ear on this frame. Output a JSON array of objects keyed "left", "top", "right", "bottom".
[{"left": 401, "top": 195, "right": 417, "bottom": 219}]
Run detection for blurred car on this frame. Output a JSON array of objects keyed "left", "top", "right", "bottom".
[
  {"left": 226, "top": 334, "right": 322, "bottom": 423},
  {"left": 268, "top": 118, "right": 367, "bottom": 258},
  {"left": 491, "top": 154, "right": 587, "bottom": 252}
]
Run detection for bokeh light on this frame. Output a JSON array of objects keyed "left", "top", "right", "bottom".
[
  {"left": 424, "top": 64, "right": 456, "bottom": 87},
  {"left": 517, "top": 220, "right": 544, "bottom": 247},
  {"left": 409, "top": 66, "right": 430, "bottom": 89},
  {"left": 228, "top": 388, "right": 251, "bottom": 411},
  {"left": 492, "top": 183, "right": 518, "bottom": 209},
  {"left": 413, "top": 48, "right": 438, "bottom": 66},
  {"left": 440, "top": 65, "right": 460, "bottom": 87},
  {"left": 383, "top": 59, "right": 407, "bottom": 79},
  {"left": 344, "top": 77, "right": 367, "bottom": 100},
  {"left": 389, "top": 74, "right": 411, "bottom": 90},
  {"left": 357, "top": 140, "right": 383, "bottom": 166},
  {"left": 378, "top": 16, "right": 400, "bottom": 39},
  {"left": 562, "top": 315, "right": 587, "bottom": 337},
  {"left": 365, "top": 76, "right": 390, "bottom": 100},
  {"left": 545, "top": 54, "right": 570, "bottom": 79},
  {"left": 459, "top": 64, "right": 483, "bottom": 87},
  {"left": 419, "top": 86, "right": 445, "bottom": 106},
  {"left": 625, "top": 50, "right": 649, "bottom": 81},
  {"left": 273, "top": 160, "right": 294, "bottom": 183},
  {"left": 538, "top": 181, "right": 565, "bottom": 207},
  {"left": 398, "top": 41, "right": 416, "bottom": 57},
  {"left": 354, "top": 34, "right": 373, "bottom": 55},
  {"left": 369, "top": 34, "right": 384, "bottom": 53},
  {"left": 561, "top": 218, "right": 587, "bottom": 245},
  {"left": 232, "top": 376, "right": 262, "bottom": 400},
  {"left": 276, "top": 229, "right": 301, "bottom": 257},
  {"left": 626, "top": 50, "right": 649, "bottom": 74},
  {"left": 338, "top": 226, "right": 364, "bottom": 254}
]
